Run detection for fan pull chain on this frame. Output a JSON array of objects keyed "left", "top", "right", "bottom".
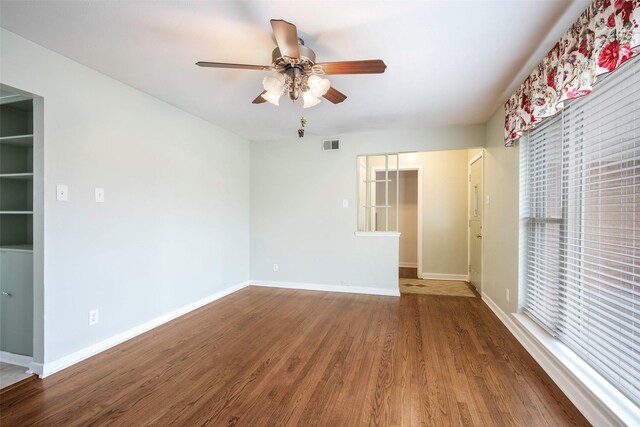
[{"left": 298, "top": 101, "right": 307, "bottom": 138}]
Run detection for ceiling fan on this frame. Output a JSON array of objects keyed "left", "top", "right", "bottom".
[{"left": 196, "top": 19, "right": 387, "bottom": 108}]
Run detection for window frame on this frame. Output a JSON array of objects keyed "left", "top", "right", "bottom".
[{"left": 355, "top": 153, "right": 400, "bottom": 234}]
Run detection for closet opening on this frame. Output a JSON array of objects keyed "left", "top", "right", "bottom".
[{"left": 0, "top": 83, "right": 44, "bottom": 386}]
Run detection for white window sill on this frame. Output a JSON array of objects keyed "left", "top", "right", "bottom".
[
  {"left": 512, "top": 313, "right": 640, "bottom": 426},
  {"left": 354, "top": 231, "right": 401, "bottom": 237}
]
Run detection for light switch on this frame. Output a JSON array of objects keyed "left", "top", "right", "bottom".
[
  {"left": 343, "top": 199, "right": 349, "bottom": 208},
  {"left": 95, "top": 188, "right": 105, "bottom": 203},
  {"left": 56, "top": 184, "right": 68, "bottom": 201},
  {"left": 486, "top": 195, "right": 491, "bottom": 206}
]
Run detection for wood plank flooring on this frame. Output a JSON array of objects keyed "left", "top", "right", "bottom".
[
  {"left": 0, "top": 286, "right": 589, "bottom": 426},
  {"left": 399, "top": 278, "right": 476, "bottom": 297}
]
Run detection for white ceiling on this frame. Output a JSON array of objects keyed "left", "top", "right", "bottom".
[{"left": 0, "top": 1, "right": 590, "bottom": 141}]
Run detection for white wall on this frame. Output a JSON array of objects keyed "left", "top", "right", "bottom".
[
  {"left": 397, "top": 170, "right": 418, "bottom": 267},
  {"left": 482, "top": 107, "right": 520, "bottom": 314},
  {"left": 397, "top": 151, "right": 470, "bottom": 278},
  {"left": 250, "top": 126, "right": 484, "bottom": 292},
  {"left": 0, "top": 29, "right": 250, "bottom": 364}
]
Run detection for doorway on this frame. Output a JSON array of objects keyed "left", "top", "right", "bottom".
[
  {"left": 396, "top": 170, "right": 419, "bottom": 278},
  {"left": 392, "top": 149, "right": 480, "bottom": 298},
  {"left": 468, "top": 153, "right": 483, "bottom": 292}
]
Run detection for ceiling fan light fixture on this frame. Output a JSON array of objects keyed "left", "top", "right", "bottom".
[
  {"left": 303, "top": 91, "right": 321, "bottom": 109},
  {"left": 261, "top": 91, "right": 281, "bottom": 106},
  {"left": 197, "top": 19, "right": 387, "bottom": 109},
  {"left": 308, "top": 75, "right": 331, "bottom": 98}
]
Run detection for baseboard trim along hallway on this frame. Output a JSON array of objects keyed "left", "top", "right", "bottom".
[
  {"left": 250, "top": 280, "right": 401, "bottom": 297},
  {"left": 419, "top": 272, "right": 469, "bottom": 281}
]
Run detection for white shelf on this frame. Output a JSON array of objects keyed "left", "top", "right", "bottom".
[
  {"left": 0, "top": 211, "right": 33, "bottom": 214},
  {"left": 0, "top": 94, "right": 30, "bottom": 105},
  {"left": 0, "top": 173, "right": 33, "bottom": 180},
  {"left": 0, "top": 134, "right": 33, "bottom": 146},
  {"left": 0, "top": 244, "right": 33, "bottom": 253}
]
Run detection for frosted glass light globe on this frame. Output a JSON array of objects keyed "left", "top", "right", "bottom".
[
  {"left": 303, "top": 91, "right": 321, "bottom": 108},
  {"left": 307, "top": 75, "right": 331, "bottom": 98},
  {"left": 261, "top": 91, "right": 281, "bottom": 106},
  {"left": 262, "top": 76, "right": 284, "bottom": 95}
]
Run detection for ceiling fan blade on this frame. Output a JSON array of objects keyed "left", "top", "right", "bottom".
[
  {"left": 314, "top": 60, "right": 387, "bottom": 75},
  {"left": 252, "top": 91, "right": 267, "bottom": 104},
  {"left": 270, "top": 19, "right": 300, "bottom": 60},
  {"left": 323, "top": 87, "right": 347, "bottom": 104},
  {"left": 196, "top": 61, "right": 271, "bottom": 71}
]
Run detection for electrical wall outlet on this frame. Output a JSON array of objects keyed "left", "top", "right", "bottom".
[
  {"left": 89, "top": 309, "right": 99, "bottom": 326},
  {"left": 95, "top": 188, "right": 105, "bottom": 203},
  {"left": 56, "top": 184, "right": 69, "bottom": 201},
  {"left": 273, "top": 264, "right": 279, "bottom": 272},
  {"left": 506, "top": 289, "right": 510, "bottom": 302}
]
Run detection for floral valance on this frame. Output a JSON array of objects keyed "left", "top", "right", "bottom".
[{"left": 504, "top": 0, "right": 640, "bottom": 146}]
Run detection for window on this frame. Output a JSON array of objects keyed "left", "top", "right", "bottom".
[
  {"left": 357, "top": 154, "right": 399, "bottom": 232},
  {"left": 521, "top": 56, "right": 640, "bottom": 407}
]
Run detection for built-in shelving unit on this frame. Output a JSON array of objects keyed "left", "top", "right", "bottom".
[
  {"left": 0, "top": 211, "right": 34, "bottom": 214},
  {"left": 0, "top": 244, "right": 33, "bottom": 253},
  {"left": 1, "top": 99, "right": 34, "bottom": 252},
  {"left": 0, "top": 85, "right": 38, "bottom": 360}
]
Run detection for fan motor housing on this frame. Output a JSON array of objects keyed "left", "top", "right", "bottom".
[
  {"left": 285, "top": 67, "right": 303, "bottom": 100},
  {"left": 271, "top": 44, "right": 316, "bottom": 65}
]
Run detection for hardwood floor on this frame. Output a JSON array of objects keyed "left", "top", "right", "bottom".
[
  {"left": 399, "top": 278, "right": 476, "bottom": 297},
  {"left": 0, "top": 286, "right": 589, "bottom": 426},
  {"left": 399, "top": 267, "right": 419, "bottom": 279}
]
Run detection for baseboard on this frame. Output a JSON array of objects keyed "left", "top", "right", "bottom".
[
  {"left": 28, "top": 362, "right": 43, "bottom": 376},
  {"left": 251, "top": 280, "right": 401, "bottom": 297},
  {"left": 419, "top": 272, "right": 469, "bottom": 281},
  {"left": 0, "top": 351, "right": 33, "bottom": 368},
  {"left": 399, "top": 262, "right": 417, "bottom": 268},
  {"left": 481, "top": 292, "right": 633, "bottom": 427},
  {"left": 41, "top": 281, "right": 250, "bottom": 378}
]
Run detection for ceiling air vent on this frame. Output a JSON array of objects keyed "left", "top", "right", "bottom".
[{"left": 322, "top": 139, "right": 340, "bottom": 151}]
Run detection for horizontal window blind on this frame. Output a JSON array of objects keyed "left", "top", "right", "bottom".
[
  {"left": 521, "top": 56, "right": 640, "bottom": 407},
  {"left": 521, "top": 114, "right": 563, "bottom": 332}
]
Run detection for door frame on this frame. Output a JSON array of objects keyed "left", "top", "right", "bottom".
[
  {"left": 372, "top": 165, "right": 423, "bottom": 277},
  {"left": 468, "top": 151, "right": 484, "bottom": 292}
]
